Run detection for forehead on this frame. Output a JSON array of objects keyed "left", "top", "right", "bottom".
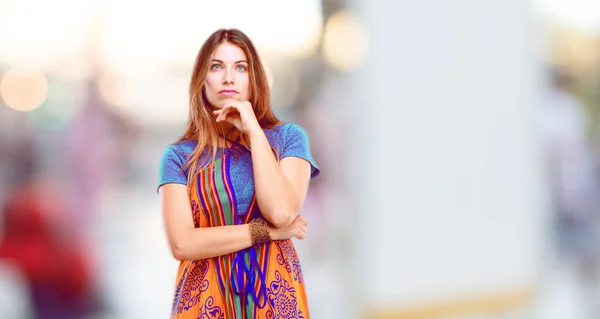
[{"left": 212, "top": 42, "right": 247, "bottom": 62}]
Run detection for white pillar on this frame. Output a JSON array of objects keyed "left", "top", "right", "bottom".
[{"left": 347, "top": 0, "right": 547, "bottom": 317}]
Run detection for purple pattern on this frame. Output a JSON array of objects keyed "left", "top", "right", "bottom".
[
  {"left": 198, "top": 296, "right": 224, "bottom": 319},
  {"left": 158, "top": 123, "right": 319, "bottom": 317},
  {"left": 191, "top": 200, "right": 202, "bottom": 227},
  {"left": 265, "top": 271, "right": 305, "bottom": 319},
  {"left": 196, "top": 170, "right": 211, "bottom": 223},
  {"left": 275, "top": 241, "right": 303, "bottom": 283},
  {"left": 172, "top": 260, "right": 209, "bottom": 315}
]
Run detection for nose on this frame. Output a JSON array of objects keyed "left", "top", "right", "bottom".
[{"left": 223, "top": 67, "right": 234, "bottom": 84}]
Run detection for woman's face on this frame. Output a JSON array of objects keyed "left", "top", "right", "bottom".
[{"left": 204, "top": 42, "right": 250, "bottom": 109}]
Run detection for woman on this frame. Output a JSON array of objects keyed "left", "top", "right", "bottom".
[{"left": 158, "top": 28, "right": 320, "bottom": 318}]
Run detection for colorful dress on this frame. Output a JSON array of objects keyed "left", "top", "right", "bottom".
[{"left": 158, "top": 123, "right": 320, "bottom": 319}]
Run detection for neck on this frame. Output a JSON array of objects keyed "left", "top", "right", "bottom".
[
  {"left": 216, "top": 122, "right": 240, "bottom": 146},
  {"left": 217, "top": 121, "right": 235, "bottom": 135}
]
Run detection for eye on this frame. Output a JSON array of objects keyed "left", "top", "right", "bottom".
[
  {"left": 236, "top": 64, "right": 247, "bottom": 71},
  {"left": 211, "top": 64, "right": 222, "bottom": 71}
]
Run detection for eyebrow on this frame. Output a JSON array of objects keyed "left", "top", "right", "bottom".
[{"left": 211, "top": 59, "right": 248, "bottom": 64}]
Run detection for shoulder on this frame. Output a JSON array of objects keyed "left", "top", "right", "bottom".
[
  {"left": 164, "top": 139, "right": 198, "bottom": 157},
  {"left": 160, "top": 139, "right": 198, "bottom": 166},
  {"left": 270, "top": 122, "right": 313, "bottom": 153},
  {"left": 271, "top": 122, "right": 320, "bottom": 177},
  {"left": 282, "top": 122, "right": 308, "bottom": 138},
  {"left": 170, "top": 139, "right": 198, "bottom": 152},
  {"left": 158, "top": 140, "right": 197, "bottom": 189},
  {"left": 266, "top": 122, "right": 308, "bottom": 142}
]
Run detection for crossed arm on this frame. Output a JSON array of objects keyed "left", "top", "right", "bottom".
[{"left": 159, "top": 132, "right": 311, "bottom": 261}]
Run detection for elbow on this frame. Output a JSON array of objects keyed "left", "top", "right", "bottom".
[
  {"left": 271, "top": 217, "right": 289, "bottom": 229},
  {"left": 169, "top": 239, "right": 190, "bottom": 261},
  {"left": 263, "top": 197, "right": 302, "bottom": 228},
  {"left": 270, "top": 209, "right": 299, "bottom": 229},
  {"left": 171, "top": 245, "right": 187, "bottom": 261},
  {"left": 172, "top": 248, "right": 187, "bottom": 261}
]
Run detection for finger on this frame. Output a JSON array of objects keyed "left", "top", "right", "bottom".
[
  {"left": 220, "top": 106, "right": 240, "bottom": 121},
  {"left": 219, "top": 111, "right": 230, "bottom": 122},
  {"left": 213, "top": 109, "right": 223, "bottom": 122},
  {"left": 220, "top": 103, "right": 236, "bottom": 113},
  {"left": 222, "top": 104, "right": 243, "bottom": 118},
  {"left": 217, "top": 108, "right": 231, "bottom": 122},
  {"left": 298, "top": 230, "right": 306, "bottom": 239}
]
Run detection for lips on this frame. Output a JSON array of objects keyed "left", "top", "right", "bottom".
[{"left": 219, "top": 89, "right": 238, "bottom": 96}]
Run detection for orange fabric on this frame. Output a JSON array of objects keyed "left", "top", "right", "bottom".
[{"left": 170, "top": 157, "right": 309, "bottom": 319}]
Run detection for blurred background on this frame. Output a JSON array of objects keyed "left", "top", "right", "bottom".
[{"left": 1, "top": 0, "right": 600, "bottom": 318}]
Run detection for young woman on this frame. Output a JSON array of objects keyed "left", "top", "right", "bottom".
[{"left": 158, "top": 28, "right": 320, "bottom": 318}]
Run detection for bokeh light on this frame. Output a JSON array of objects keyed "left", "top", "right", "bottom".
[
  {"left": 322, "top": 10, "right": 369, "bottom": 72},
  {"left": 0, "top": 67, "right": 48, "bottom": 112},
  {"left": 28, "top": 82, "right": 78, "bottom": 131},
  {"left": 98, "top": 72, "right": 128, "bottom": 109},
  {"left": 99, "top": 0, "right": 323, "bottom": 76},
  {"left": 0, "top": 0, "right": 92, "bottom": 67}
]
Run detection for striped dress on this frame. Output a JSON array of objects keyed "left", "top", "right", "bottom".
[{"left": 158, "top": 123, "right": 320, "bottom": 319}]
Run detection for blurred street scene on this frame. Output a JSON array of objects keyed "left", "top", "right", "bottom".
[{"left": 1, "top": 0, "right": 600, "bottom": 318}]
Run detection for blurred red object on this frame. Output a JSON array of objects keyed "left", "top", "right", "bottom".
[{"left": 0, "top": 179, "right": 99, "bottom": 318}]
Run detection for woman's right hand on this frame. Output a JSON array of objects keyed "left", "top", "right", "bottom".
[{"left": 270, "top": 215, "right": 308, "bottom": 240}]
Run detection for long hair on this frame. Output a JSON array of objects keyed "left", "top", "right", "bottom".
[{"left": 179, "top": 28, "right": 281, "bottom": 188}]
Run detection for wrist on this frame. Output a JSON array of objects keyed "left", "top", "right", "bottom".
[
  {"left": 269, "top": 227, "right": 280, "bottom": 241},
  {"left": 249, "top": 218, "right": 272, "bottom": 245},
  {"left": 247, "top": 126, "right": 265, "bottom": 140}
]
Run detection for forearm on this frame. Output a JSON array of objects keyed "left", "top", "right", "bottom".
[
  {"left": 171, "top": 224, "right": 252, "bottom": 260},
  {"left": 249, "top": 130, "right": 301, "bottom": 228}
]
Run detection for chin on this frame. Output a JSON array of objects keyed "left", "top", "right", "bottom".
[{"left": 221, "top": 97, "right": 247, "bottom": 105}]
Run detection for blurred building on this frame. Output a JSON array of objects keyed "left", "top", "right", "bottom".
[{"left": 1, "top": 0, "right": 600, "bottom": 318}]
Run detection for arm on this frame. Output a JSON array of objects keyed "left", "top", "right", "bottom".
[
  {"left": 213, "top": 102, "right": 315, "bottom": 229},
  {"left": 160, "top": 183, "right": 307, "bottom": 261},
  {"left": 160, "top": 183, "right": 255, "bottom": 261},
  {"left": 248, "top": 130, "right": 312, "bottom": 228}
]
